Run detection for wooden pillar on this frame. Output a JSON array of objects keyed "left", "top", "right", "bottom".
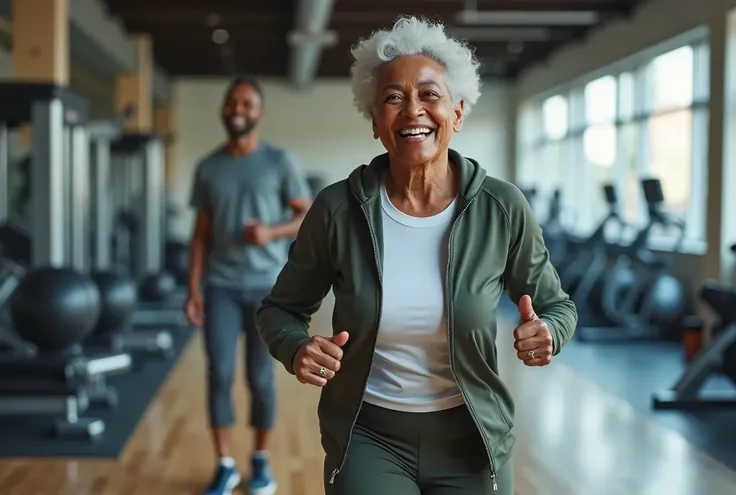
[
  {"left": 12, "top": 0, "right": 69, "bottom": 84},
  {"left": 154, "top": 106, "right": 176, "bottom": 186},
  {"left": 12, "top": 0, "right": 70, "bottom": 145},
  {"left": 115, "top": 35, "right": 153, "bottom": 133}
]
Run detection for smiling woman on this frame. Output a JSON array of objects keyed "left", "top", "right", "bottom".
[{"left": 256, "top": 15, "right": 578, "bottom": 495}]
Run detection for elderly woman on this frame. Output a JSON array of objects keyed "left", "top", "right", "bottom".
[{"left": 256, "top": 16, "right": 577, "bottom": 495}]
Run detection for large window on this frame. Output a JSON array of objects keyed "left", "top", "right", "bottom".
[{"left": 516, "top": 37, "right": 710, "bottom": 252}]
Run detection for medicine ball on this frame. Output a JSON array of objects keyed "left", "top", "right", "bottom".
[
  {"left": 139, "top": 271, "right": 177, "bottom": 303},
  {"left": 90, "top": 271, "right": 138, "bottom": 337},
  {"left": 10, "top": 267, "right": 101, "bottom": 351}
]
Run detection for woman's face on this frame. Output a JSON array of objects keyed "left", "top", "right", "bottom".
[{"left": 372, "top": 54, "right": 464, "bottom": 166}]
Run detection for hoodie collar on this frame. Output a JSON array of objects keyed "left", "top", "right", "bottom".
[{"left": 348, "top": 149, "right": 487, "bottom": 205}]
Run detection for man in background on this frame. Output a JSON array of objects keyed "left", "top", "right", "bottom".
[{"left": 185, "top": 75, "right": 311, "bottom": 495}]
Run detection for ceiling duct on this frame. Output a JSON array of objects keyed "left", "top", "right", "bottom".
[
  {"left": 448, "top": 27, "right": 553, "bottom": 42},
  {"left": 455, "top": 0, "right": 600, "bottom": 27},
  {"left": 456, "top": 10, "right": 600, "bottom": 26},
  {"left": 287, "top": 0, "right": 338, "bottom": 89}
]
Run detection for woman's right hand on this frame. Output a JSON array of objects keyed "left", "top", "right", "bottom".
[{"left": 293, "top": 331, "right": 350, "bottom": 386}]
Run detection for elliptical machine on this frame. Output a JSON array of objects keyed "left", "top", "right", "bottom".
[{"left": 575, "top": 178, "right": 690, "bottom": 342}]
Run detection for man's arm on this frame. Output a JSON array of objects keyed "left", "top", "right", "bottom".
[
  {"left": 187, "top": 163, "right": 212, "bottom": 296},
  {"left": 268, "top": 197, "right": 311, "bottom": 241},
  {"left": 268, "top": 151, "right": 313, "bottom": 240},
  {"left": 188, "top": 211, "right": 211, "bottom": 296}
]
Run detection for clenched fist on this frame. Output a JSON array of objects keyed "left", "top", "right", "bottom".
[
  {"left": 244, "top": 219, "right": 274, "bottom": 246},
  {"left": 293, "top": 331, "right": 350, "bottom": 386}
]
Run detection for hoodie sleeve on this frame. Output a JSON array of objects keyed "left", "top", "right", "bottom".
[
  {"left": 256, "top": 191, "right": 336, "bottom": 374},
  {"left": 502, "top": 186, "right": 578, "bottom": 355}
]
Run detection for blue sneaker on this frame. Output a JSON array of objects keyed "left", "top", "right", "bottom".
[
  {"left": 205, "top": 463, "right": 242, "bottom": 495},
  {"left": 248, "top": 452, "right": 277, "bottom": 495}
]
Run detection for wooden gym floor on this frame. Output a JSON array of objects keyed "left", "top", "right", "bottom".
[{"left": 1, "top": 297, "right": 736, "bottom": 495}]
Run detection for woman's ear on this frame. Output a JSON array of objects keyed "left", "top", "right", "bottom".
[
  {"left": 372, "top": 117, "right": 379, "bottom": 140},
  {"left": 453, "top": 99, "right": 465, "bottom": 132}
]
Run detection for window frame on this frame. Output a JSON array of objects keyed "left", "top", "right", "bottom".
[{"left": 515, "top": 27, "right": 711, "bottom": 254}]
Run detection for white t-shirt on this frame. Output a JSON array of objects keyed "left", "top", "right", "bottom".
[{"left": 363, "top": 182, "right": 465, "bottom": 413}]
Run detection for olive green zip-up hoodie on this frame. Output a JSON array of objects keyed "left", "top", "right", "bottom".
[{"left": 256, "top": 149, "right": 578, "bottom": 486}]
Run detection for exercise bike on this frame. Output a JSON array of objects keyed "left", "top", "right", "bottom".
[
  {"left": 575, "top": 178, "right": 689, "bottom": 342},
  {"left": 560, "top": 183, "right": 632, "bottom": 312}
]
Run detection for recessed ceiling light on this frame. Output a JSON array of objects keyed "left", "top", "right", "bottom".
[
  {"left": 206, "top": 13, "right": 221, "bottom": 27},
  {"left": 212, "top": 29, "right": 230, "bottom": 44}
]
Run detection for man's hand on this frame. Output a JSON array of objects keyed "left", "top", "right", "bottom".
[
  {"left": 244, "top": 219, "right": 274, "bottom": 246},
  {"left": 293, "top": 331, "right": 350, "bottom": 386},
  {"left": 513, "top": 295, "right": 553, "bottom": 367},
  {"left": 184, "top": 291, "right": 205, "bottom": 327}
]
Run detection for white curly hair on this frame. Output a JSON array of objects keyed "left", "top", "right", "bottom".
[{"left": 349, "top": 16, "right": 482, "bottom": 120}]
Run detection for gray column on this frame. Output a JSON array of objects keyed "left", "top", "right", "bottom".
[
  {"left": 92, "top": 138, "right": 112, "bottom": 270},
  {"left": 69, "top": 125, "right": 89, "bottom": 272},
  {"left": 31, "top": 100, "right": 66, "bottom": 267},
  {"left": 140, "top": 137, "right": 164, "bottom": 274}
]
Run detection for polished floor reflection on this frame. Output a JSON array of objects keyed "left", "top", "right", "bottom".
[{"left": 1, "top": 303, "right": 735, "bottom": 494}]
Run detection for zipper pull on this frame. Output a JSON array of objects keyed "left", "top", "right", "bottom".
[
  {"left": 329, "top": 468, "right": 339, "bottom": 484},
  {"left": 491, "top": 471, "right": 498, "bottom": 491}
]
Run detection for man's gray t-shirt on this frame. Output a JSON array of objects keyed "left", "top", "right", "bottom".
[{"left": 189, "top": 141, "right": 311, "bottom": 291}]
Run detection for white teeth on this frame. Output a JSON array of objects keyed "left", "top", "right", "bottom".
[{"left": 399, "top": 127, "right": 432, "bottom": 136}]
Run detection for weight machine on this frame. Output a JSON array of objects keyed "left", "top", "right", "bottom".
[
  {"left": 87, "top": 122, "right": 175, "bottom": 357},
  {"left": 110, "top": 133, "right": 188, "bottom": 328},
  {"left": 0, "top": 82, "right": 132, "bottom": 440}
]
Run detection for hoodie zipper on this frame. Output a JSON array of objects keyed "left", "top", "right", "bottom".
[
  {"left": 331, "top": 191, "right": 498, "bottom": 490},
  {"left": 329, "top": 200, "right": 383, "bottom": 484},
  {"left": 445, "top": 196, "right": 498, "bottom": 491}
]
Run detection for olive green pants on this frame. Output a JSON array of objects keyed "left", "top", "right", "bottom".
[{"left": 324, "top": 402, "right": 514, "bottom": 495}]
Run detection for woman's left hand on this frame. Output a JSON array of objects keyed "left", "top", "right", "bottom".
[{"left": 513, "top": 295, "right": 553, "bottom": 367}]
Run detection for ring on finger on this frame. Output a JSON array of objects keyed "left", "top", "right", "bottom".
[
  {"left": 527, "top": 349, "right": 535, "bottom": 360},
  {"left": 319, "top": 367, "right": 327, "bottom": 378}
]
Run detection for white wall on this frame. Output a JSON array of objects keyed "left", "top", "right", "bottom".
[
  {"left": 516, "top": 0, "right": 736, "bottom": 287},
  {"left": 170, "top": 78, "right": 513, "bottom": 238}
]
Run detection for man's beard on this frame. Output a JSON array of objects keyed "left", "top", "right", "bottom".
[{"left": 224, "top": 117, "right": 257, "bottom": 138}]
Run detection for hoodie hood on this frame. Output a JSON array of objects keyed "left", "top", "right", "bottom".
[{"left": 347, "top": 149, "right": 488, "bottom": 205}]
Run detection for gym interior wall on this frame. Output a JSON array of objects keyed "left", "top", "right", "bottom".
[{"left": 168, "top": 79, "right": 514, "bottom": 239}]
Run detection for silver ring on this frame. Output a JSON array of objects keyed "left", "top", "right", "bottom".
[
  {"left": 319, "top": 367, "right": 327, "bottom": 378},
  {"left": 527, "top": 350, "right": 535, "bottom": 359}
]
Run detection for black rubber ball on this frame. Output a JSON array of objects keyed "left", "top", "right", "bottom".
[{"left": 10, "top": 267, "right": 101, "bottom": 351}]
